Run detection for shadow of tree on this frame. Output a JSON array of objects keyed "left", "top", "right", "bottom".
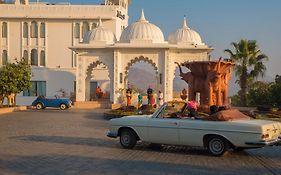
[{"left": 1, "top": 154, "right": 279, "bottom": 175}]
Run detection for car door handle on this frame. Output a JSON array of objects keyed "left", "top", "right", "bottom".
[{"left": 170, "top": 122, "right": 178, "bottom": 125}]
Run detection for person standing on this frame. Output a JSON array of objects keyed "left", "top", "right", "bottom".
[
  {"left": 147, "top": 86, "right": 153, "bottom": 105},
  {"left": 158, "top": 90, "right": 163, "bottom": 106},
  {"left": 126, "top": 87, "right": 132, "bottom": 106},
  {"left": 138, "top": 94, "right": 143, "bottom": 108}
]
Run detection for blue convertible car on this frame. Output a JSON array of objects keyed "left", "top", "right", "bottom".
[{"left": 31, "top": 96, "right": 72, "bottom": 110}]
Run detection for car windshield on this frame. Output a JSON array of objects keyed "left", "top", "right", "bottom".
[{"left": 155, "top": 102, "right": 186, "bottom": 118}]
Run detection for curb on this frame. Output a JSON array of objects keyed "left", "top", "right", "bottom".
[{"left": 0, "top": 106, "right": 27, "bottom": 115}]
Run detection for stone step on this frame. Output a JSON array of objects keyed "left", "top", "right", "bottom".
[{"left": 74, "top": 101, "right": 112, "bottom": 109}]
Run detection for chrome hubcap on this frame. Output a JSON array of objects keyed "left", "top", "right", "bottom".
[
  {"left": 210, "top": 139, "right": 224, "bottom": 153},
  {"left": 121, "top": 135, "right": 130, "bottom": 145}
]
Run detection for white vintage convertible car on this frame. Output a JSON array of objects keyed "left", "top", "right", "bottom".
[{"left": 107, "top": 102, "right": 281, "bottom": 156}]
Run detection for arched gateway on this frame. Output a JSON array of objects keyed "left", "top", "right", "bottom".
[{"left": 70, "top": 10, "right": 213, "bottom": 107}]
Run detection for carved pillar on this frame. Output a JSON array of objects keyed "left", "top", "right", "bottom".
[
  {"left": 76, "top": 54, "right": 86, "bottom": 101},
  {"left": 163, "top": 50, "right": 173, "bottom": 102},
  {"left": 113, "top": 50, "right": 121, "bottom": 104}
]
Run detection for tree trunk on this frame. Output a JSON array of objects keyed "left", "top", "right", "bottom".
[
  {"left": 240, "top": 67, "right": 247, "bottom": 106},
  {"left": 7, "top": 93, "right": 16, "bottom": 107},
  {"left": 0, "top": 95, "right": 4, "bottom": 107}
]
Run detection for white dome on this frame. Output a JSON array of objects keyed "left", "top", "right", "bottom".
[
  {"left": 83, "top": 19, "right": 116, "bottom": 45},
  {"left": 168, "top": 17, "right": 203, "bottom": 45},
  {"left": 120, "top": 9, "right": 165, "bottom": 43}
]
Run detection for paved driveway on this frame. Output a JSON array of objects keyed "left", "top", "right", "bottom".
[{"left": 0, "top": 109, "right": 281, "bottom": 175}]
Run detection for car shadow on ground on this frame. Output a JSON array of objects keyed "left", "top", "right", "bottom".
[
  {"left": 11, "top": 135, "right": 250, "bottom": 157},
  {"left": 1, "top": 153, "right": 280, "bottom": 175}
]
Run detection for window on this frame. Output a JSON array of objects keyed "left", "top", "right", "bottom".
[
  {"left": 40, "top": 23, "right": 45, "bottom": 38},
  {"left": 40, "top": 50, "right": 45, "bottom": 66},
  {"left": 74, "top": 23, "right": 80, "bottom": 38},
  {"left": 23, "top": 81, "right": 46, "bottom": 96},
  {"left": 2, "top": 22, "right": 7, "bottom": 38},
  {"left": 23, "top": 50, "right": 28, "bottom": 62},
  {"left": 119, "top": 73, "right": 123, "bottom": 84},
  {"left": 31, "top": 49, "right": 38, "bottom": 66},
  {"left": 2, "top": 50, "right": 8, "bottom": 65},
  {"left": 23, "top": 22, "right": 28, "bottom": 38},
  {"left": 30, "top": 21, "right": 38, "bottom": 38},
  {"left": 82, "top": 22, "right": 89, "bottom": 37}
]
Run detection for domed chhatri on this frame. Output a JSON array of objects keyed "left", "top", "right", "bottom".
[
  {"left": 168, "top": 17, "right": 203, "bottom": 45},
  {"left": 83, "top": 18, "right": 117, "bottom": 45},
  {"left": 120, "top": 9, "right": 165, "bottom": 43}
]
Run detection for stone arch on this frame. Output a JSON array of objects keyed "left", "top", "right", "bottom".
[
  {"left": 124, "top": 56, "right": 159, "bottom": 82},
  {"left": 86, "top": 60, "right": 107, "bottom": 80},
  {"left": 85, "top": 60, "right": 111, "bottom": 101}
]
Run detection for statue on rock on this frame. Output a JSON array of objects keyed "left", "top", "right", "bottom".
[
  {"left": 175, "top": 58, "right": 235, "bottom": 110},
  {"left": 126, "top": 86, "right": 132, "bottom": 107}
]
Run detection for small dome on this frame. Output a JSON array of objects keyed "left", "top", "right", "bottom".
[
  {"left": 83, "top": 18, "right": 116, "bottom": 45},
  {"left": 168, "top": 17, "right": 203, "bottom": 45},
  {"left": 120, "top": 9, "right": 165, "bottom": 43}
]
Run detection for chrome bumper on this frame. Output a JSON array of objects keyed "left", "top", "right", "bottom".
[
  {"left": 246, "top": 136, "right": 281, "bottom": 146},
  {"left": 107, "top": 131, "right": 118, "bottom": 138}
]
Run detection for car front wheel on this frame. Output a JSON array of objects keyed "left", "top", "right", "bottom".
[
  {"left": 36, "top": 103, "right": 43, "bottom": 110},
  {"left": 120, "top": 129, "right": 137, "bottom": 149},
  {"left": 60, "top": 103, "right": 67, "bottom": 110},
  {"left": 207, "top": 136, "right": 229, "bottom": 156}
]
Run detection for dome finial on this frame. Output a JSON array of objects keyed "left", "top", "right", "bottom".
[
  {"left": 98, "top": 17, "right": 103, "bottom": 27},
  {"left": 139, "top": 9, "right": 148, "bottom": 22},
  {"left": 182, "top": 16, "right": 188, "bottom": 28}
]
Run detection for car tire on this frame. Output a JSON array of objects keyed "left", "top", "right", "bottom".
[
  {"left": 60, "top": 103, "right": 67, "bottom": 110},
  {"left": 120, "top": 129, "right": 137, "bottom": 149},
  {"left": 207, "top": 136, "right": 229, "bottom": 156},
  {"left": 36, "top": 103, "right": 43, "bottom": 110}
]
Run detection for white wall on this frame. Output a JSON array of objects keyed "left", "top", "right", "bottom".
[
  {"left": 8, "top": 20, "right": 21, "bottom": 62},
  {"left": 15, "top": 68, "right": 76, "bottom": 105},
  {"left": 47, "top": 21, "right": 73, "bottom": 68}
]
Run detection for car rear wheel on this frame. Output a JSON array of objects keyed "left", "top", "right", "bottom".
[
  {"left": 60, "top": 103, "right": 67, "bottom": 110},
  {"left": 207, "top": 136, "right": 229, "bottom": 156},
  {"left": 120, "top": 129, "right": 137, "bottom": 149},
  {"left": 36, "top": 103, "right": 43, "bottom": 110}
]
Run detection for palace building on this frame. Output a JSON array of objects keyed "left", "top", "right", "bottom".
[{"left": 0, "top": 0, "right": 212, "bottom": 106}]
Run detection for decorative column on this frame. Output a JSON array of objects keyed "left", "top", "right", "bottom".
[
  {"left": 76, "top": 54, "right": 86, "bottom": 101},
  {"left": 163, "top": 50, "right": 174, "bottom": 102},
  {"left": 112, "top": 50, "right": 121, "bottom": 104}
]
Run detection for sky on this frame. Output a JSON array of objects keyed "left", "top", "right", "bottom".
[
  {"left": 34, "top": 0, "right": 281, "bottom": 79},
  {"left": 128, "top": 0, "right": 281, "bottom": 79}
]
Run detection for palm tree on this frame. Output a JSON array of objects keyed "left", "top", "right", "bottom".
[{"left": 224, "top": 39, "right": 268, "bottom": 106}]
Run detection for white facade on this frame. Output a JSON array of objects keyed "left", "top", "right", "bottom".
[
  {"left": 71, "top": 10, "right": 213, "bottom": 104},
  {"left": 0, "top": 0, "right": 130, "bottom": 105},
  {"left": 1, "top": 0, "right": 213, "bottom": 106}
]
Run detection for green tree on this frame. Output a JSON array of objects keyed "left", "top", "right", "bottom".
[
  {"left": 224, "top": 39, "right": 268, "bottom": 106},
  {"left": 0, "top": 59, "right": 31, "bottom": 106},
  {"left": 247, "top": 81, "right": 273, "bottom": 106}
]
